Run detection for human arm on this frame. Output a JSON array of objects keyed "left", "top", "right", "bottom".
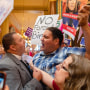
[
  {"left": 30, "top": 61, "right": 54, "bottom": 89},
  {"left": 0, "top": 64, "right": 43, "bottom": 90},
  {"left": 24, "top": 78, "right": 43, "bottom": 90},
  {"left": 77, "top": 5, "right": 90, "bottom": 59},
  {"left": 39, "top": 68, "right": 54, "bottom": 89}
]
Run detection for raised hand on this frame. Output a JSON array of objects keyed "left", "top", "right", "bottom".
[{"left": 77, "top": 5, "right": 90, "bottom": 26}]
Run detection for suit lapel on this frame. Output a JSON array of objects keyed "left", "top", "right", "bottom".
[{"left": 6, "top": 53, "right": 31, "bottom": 77}]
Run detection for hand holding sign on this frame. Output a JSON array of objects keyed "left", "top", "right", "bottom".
[{"left": 77, "top": 5, "right": 90, "bottom": 26}]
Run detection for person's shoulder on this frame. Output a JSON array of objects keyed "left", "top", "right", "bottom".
[
  {"left": 0, "top": 58, "right": 16, "bottom": 70},
  {"left": 0, "top": 56, "right": 9, "bottom": 63},
  {"left": 0, "top": 55, "right": 17, "bottom": 67},
  {"left": 62, "top": 46, "right": 81, "bottom": 50},
  {"left": 59, "top": 47, "right": 73, "bottom": 52},
  {"left": 33, "top": 51, "right": 42, "bottom": 57},
  {"left": 60, "top": 47, "right": 70, "bottom": 50}
]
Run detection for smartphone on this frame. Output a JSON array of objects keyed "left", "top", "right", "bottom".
[{"left": 0, "top": 71, "right": 6, "bottom": 90}]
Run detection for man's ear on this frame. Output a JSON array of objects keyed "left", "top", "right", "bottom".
[
  {"left": 55, "top": 38, "right": 59, "bottom": 45},
  {"left": 9, "top": 45, "right": 16, "bottom": 51}
]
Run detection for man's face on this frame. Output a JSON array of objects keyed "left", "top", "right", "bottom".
[
  {"left": 12, "top": 33, "right": 25, "bottom": 55},
  {"left": 40, "top": 30, "right": 59, "bottom": 55}
]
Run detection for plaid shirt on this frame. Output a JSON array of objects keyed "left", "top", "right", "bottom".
[{"left": 33, "top": 47, "right": 86, "bottom": 77}]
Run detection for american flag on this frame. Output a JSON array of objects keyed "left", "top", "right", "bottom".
[{"left": 25, "top": 27, "right": 33, "bottom": 37}]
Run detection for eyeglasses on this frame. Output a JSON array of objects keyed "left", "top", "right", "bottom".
[{"left": 59, "top": 64, "right": 68, "bottom": 72}]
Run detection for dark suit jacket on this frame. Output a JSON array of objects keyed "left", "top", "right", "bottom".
[{"left": 0, "top": 53, "right": 43, "bottom": 90}]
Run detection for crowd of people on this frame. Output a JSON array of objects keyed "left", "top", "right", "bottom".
[{"left": 0, "top": 4, "right": 90, "bottom": 90}]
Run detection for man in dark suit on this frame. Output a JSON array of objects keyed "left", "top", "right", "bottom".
[{"left": 0, "top": 32, "right": 43, "bottom": 90}]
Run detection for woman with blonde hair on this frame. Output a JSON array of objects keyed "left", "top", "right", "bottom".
[
  {"left": 64, "top": 54, "right": 90, "bottom": 90},
  {"left": 30, "top": 54, "right": 90, "bottom": 90}
]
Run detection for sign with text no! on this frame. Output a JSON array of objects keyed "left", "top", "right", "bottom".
[{"left": 31, "top": 14, "right": 59, "bottom": 45}]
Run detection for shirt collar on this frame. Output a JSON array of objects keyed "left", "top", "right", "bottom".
[
  {"left": 40, "top": 48, "right": 60, "bottom": 56},
  {"left": 12, "top": 54, "right": 22, "bottom": 60}
]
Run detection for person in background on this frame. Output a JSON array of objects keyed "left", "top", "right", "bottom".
[
  {"left": 0, "top": 32, "right": 43, "bottom": 90},
  {"left": 61, "top": 39, "right": 69, "bottom": 47},
  {"left": 0, "top": 45, "right": 5, "bottom": 59},
  {"left": 30, "top": 54, "right": 90, "bottom": 90},
  {"left": 25, "top": 45, "right": 30, "bottom": 55},
  {"left": 22, "top": 45, "right": 33, "bottom": 63},
  {"left": 33, "top": 5, "right": 90, "bottom": 77}
]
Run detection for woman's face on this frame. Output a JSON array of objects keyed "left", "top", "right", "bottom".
[
  {"left": 68, "top": 0, "right": 76, "bottom": 11},
  {"left": 54, "top": 56, "right": 72, "bottom": 86}
]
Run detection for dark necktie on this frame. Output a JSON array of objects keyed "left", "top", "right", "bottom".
[{"left": 20, "top": 60, "right": 33, "bottom": 77}]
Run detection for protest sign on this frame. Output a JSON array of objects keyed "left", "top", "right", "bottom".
[
  {"left": 56, "top": 20, "right": 61, "bottom": 28},
  {"left": 0, "top": 0, "right": 14, "bottom": 25},
  {"left": 62, "top": 0, "right": 88, "bottom": 40},
  {"left": 31, "top": 14, "right": 59, "bottom": 45},
  {"left": 25, "top": 27, "right": 33, "bottom": 37}
]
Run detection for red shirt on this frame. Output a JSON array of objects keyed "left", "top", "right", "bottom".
[{"left": 52, "top": 80, "right": 60, "bottom": 90}]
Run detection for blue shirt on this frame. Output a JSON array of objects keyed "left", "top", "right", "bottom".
[{"left": 33, "top": 47, "right": 86, "bottom": 77}]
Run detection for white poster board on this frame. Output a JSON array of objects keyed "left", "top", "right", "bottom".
[
  {"left": 0, "top": 0, "right": 14, "bottom": 25},
  {"left": 31, "top": 14, "right": 59, "bottom": 45}
]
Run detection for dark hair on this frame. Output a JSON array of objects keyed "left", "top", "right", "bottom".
[
  {"left": 46, "top": 27, "right": 63, "bottom": 46},
  {"left": 2, "top": 32, "right": 16, "bottom": 52},
  {"left": 66, "top": 0, "right": 78, "bottom": 14}
]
